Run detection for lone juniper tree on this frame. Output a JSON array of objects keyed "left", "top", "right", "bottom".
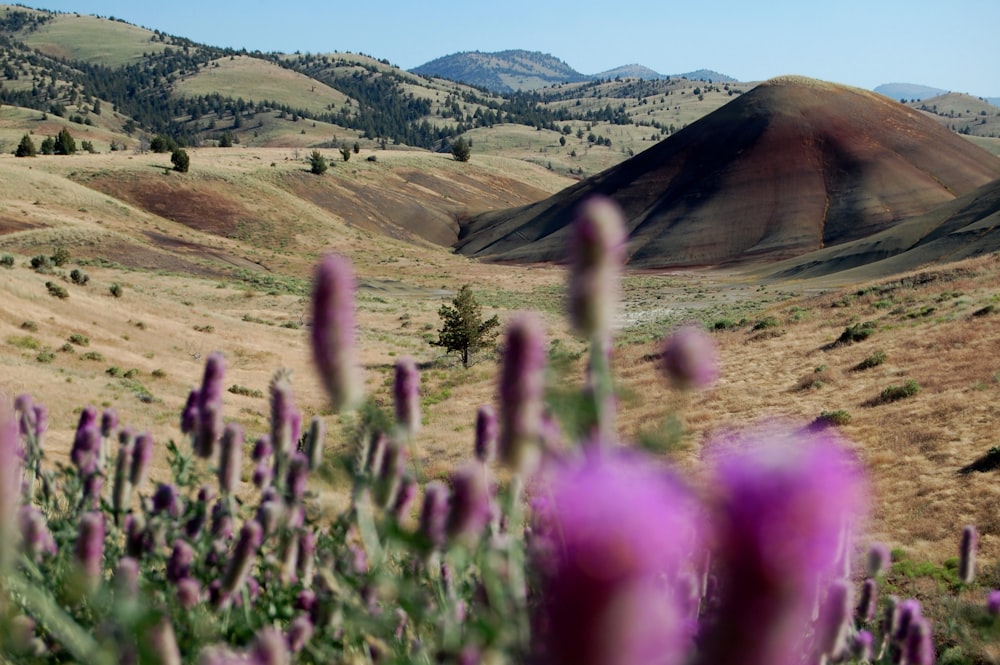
[{"left": 432, "top": 285, "right": 499, "bottom": 367}]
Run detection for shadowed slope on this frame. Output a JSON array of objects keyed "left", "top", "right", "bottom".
[
  {"left": 456, "top": 76, "right": 1000, "bottom": 268},
  {"left": 760, "top": 177, "right": 1000, "bottom": 283}
]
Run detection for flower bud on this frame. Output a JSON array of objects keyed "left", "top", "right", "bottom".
[
  {"left": 114, "top": 556, "right": 140, "bottom": 601},
  {"left": 392, "top": 474, "right": 417, "bottom": 523},
  {"left": 904, "top": 616, "right": 934, "bottom": 665},
  {"left": 286, "top": 615, "right": 314, "bottom": 653},
  {"left": 815, "top": 579, "right": 853, "bottom": 661},
  {"left": 270, "top": 370, "right": 300, "bottom": 458},
  {"left": 130, "top": 432, "right": 153, "bottom": 488},
  {"left": 311, "top": 254, "right": 361, "bottom": 412},
  {"left": 219, "top": 423, "right": 244, "bottom": 495},
  {"left": 142, "top": 617, "right": 182, "bottom": 665},
  {"left": 394, "top": 356, "right": 421, "bottom": 438},
  {"left": 176, "top": 577, "right": 202, "bottom": 610},
  {"left": 18, "top": 505, "right": 56, "bottom": 559},
  {"left": 112, "top": 438, "right": 133, "bottom": 520},
  {"left": 660, "top": 324, "right": 719, "bottom": 390},
  {"left": 166, "top": 539, "right": 195, "bottom": 583},
  {"left": 959, "top": 524, "right": 978, "bottom": 584},
  {"left": 855, "top": 578, "right": 878, "bottom": 624},
  {"left": 252, "top": 627, "right": 290, "bottom": 665},
  {"left": 74, "top": 512, "right": 105, "bottom": 594},
  {"left": 419, "top": 481, "right": 450, "bottom": 550},
  {"left": 152, "top": 483, "right": 182, "bottom": 518},
  {"left": 196, "top": 353, "right": 225, "bottom": 458},
  {"left": 180, "top": 388, "right": 200, "bottom": 435},
  {"left": 221, "top": 520, "right": 262, "bottom": 602},
  {"left": 866, "top": 542, "right": 891, "bottom": 577},
  {"left": 447, "top": 463, "right": 492, "bottom": 545},
  {"left": 568, "top": 196, "right": 627, "bottom": 340},
  {"left": 286, "top": 452, "right": 310, "bottom": 504},
  {"left": 498, "top": 314, "right": 546, "bottom": 475},
  {"left": 987, "top": 590, "right": 1000, "bottom": 616},
  {"left": 305, "top": 417, "right": 325, "bottom": 470},
  {"left": 252, "top": 435, "right": 273, "bottom": 462},
  {"left": 474, "top": 405, "right": 497, "bottom": 464}
]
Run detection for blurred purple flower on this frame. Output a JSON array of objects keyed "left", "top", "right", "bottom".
[
  {"left": 474, "top": 404, "right": 498, "bottom": 464},
  {"left": 419, "top": 481, "right": 450, "bottom": 551},
  {"left": 142, "top": 616, "right": 182, "bottom": 665},
  {"left": 394, "top": 356, "right": 421, "bottom": 438},
  {"left": 286, "top": 452, "right": 310, "bottom": 504},
  {"left": 660, "top": 324, "right": 719, "bottom": 390},
  {"left": 270, "top": 370, "right": 300, "bottom": 458},
  {"left": 82, "top": 472, "right": 103, "bottom": 509},
  {"left": 71, "top": 412, "right": 100, "bottom": 477},
  {"left": 18, "top": 505, "right": 56, "bottom": 559},
  {"left": 568, "top": 195, "right": 627, "bottom": 340},
  {"left": 894, "top": 598, "right": 923, "bottom": 643},
  {"left": 530, "top": 450, "right": 700, "bottom": 665},
  {"left": 297, "top": 529, "right": 316, "bottom": 585},
  {"left": 74, "top": 511, "right": 105, "bottom": 594},
  {"left": 987, "top": 590, "right": 1000, "bottom": 616},
  {"left": 447, "top": 463, "right": 492, "bottom": 546},
  {"left": 375, "top": 439, "right": 406, "bottom": 509},
  {"left": 130, "top": 431, "right": 154, "bottom": 488},
  {"left": 100, "top": 408, "right": 118, "bottom": 438},
  {"left": 252, "top": 435, "right": 273, "bottom": 462},
  {"left": 904, "top": 616, "right": 935, "bottom": 665},
  {"left": 866, "top": 542, "right": 892, "bottom": 577},
  {"left": 698, "top": 424, "right": 867, "bottom": 665},
  {"left": 311, "top": 254, "right": 361, "bottom": 412},
  {"left": 176, "top": 577, "right": 202, "bottom": 610},
  {"left": 392, "top": 474, "right": 417, "bottom": 523},
  {"left": 114, "top": 556, "right": 140, "bottom": 601},
  {"left": 305, "top": 417, "right": 325, "bottom": 470},
  {"left": 856, "top": 577, "right": 879, "bottom": 624},
  {"left": 166, "top": 539, "right": 195, "bottom": 583},
  {"left": 498, "top": 313, "right": 546, "bottom": 475},
  {"left": 251, "top": 626, "right": 290, "bottom": 665},
  {"left": 112, "top": 438, "right": 133, "bottom": 520},
  {"left": 960, "top": 524, "right": 978, "bottom": 584},
  {"left": 219, "top": 423, "right": 244, "bottom": 495},
  {"left": 253, "top": 460, "right": 272, "bottom": 490},
  {"left": 815, "top": 579, "right": 853, "bottom": 661},
  {"left": 196, "top": 352, "right": 225, "bottom": 458},
  {"left": 152, "top": 483, "right": 183, "bottom": 519},
  {"left": 286, "top": 615, "right": 314, "bottom": 653},
  {"left": 220, "top": 520, "right": 262, "bottom": 602},
  {"left": 852, "top": 631, "right": 874, "bottom": 662},
  {"left": 180, "top": 388, "right": 200, "bottom": 435}
]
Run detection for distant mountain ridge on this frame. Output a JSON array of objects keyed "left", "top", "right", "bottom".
[
  {"left": 411, "top": 50, "right": 736, "bottom": 91},
  {"left": 875, "top": 82, "right": 948, "bottom": 101}
]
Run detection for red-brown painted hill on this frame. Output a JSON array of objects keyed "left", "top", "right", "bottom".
[{"left": 456, "top": 76, "right": 1000, "bottom": 268}]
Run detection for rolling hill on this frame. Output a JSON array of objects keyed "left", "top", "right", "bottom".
[
  {"left": 411, "top": 49, "right": 590, "bottom": 93},
  {"left": 456, "top": 76, "right": 1000, "bottom": 269}
]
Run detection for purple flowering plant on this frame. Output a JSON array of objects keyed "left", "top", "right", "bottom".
[{"left": 1, "top": 202, "right": 999, "bottom": 665}]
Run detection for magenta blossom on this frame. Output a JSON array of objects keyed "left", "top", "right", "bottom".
[
  {"left": 699, "top": 424, "right": 867, "bottom": 665},
  {"left": 530, "top": 450, "right": 700, "bottom": 665}
]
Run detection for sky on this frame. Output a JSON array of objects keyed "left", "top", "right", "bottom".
[{"left": 26, "top": 0, "right": 1000, "bottom": 96}]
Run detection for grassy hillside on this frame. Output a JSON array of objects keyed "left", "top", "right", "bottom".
[{"left": 15, "top": 11, "right": 168, "bottom": 66}]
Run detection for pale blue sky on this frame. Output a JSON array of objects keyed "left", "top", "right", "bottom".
[{"left": 27, "top": 1, "right": 1000, "bottom": 95}]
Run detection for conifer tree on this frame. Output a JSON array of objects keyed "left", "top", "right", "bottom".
[{"left": 432, "top": 285, "right": 499, "bottom": 367}]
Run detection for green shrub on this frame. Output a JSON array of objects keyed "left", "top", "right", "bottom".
[
  {"left": 0, "top": 254, "right": 14, "bottom": 268},
  {"left": 35, "top": 350, "right": 55, "bottom": 363},
  {"left": 20, "top": 321, "right": 38, "bottom": 331},
  {"left": 105, "top": 366, "right": 123, "bottom": 377},
  {"left": 193, "top": 324, "right": 214, "bottom": 333},
  {"left": 815, "top": 410, "right": 852, "bottom": 427},
  {"left": 973, "top": 304, "right": 995, "bottom": 317},
  {"left": 68, "top": 333, "right": 89, "bottom": 347},
  {"left": 836, "top": 321, "right": 876, "bottom": 345},
  {"left": 109, "top": 283, "right": 124, "bottom": 298},
  {"left": 151, "top": 368, "right": 167, "bottom": 379},
  {"left": 7, "top": 335, "right": 40, "bottom": 350},
  {"left": 879, "top": 379, "right": 921, "bottom": 403},
  {"left": 280, "top": 321, "right": 301, "bottom": 330},
  {"left": 45, "top": 281, "right": 69, "bottom": 299},
  {"left": 81, "top": 351, "right": 105, "bottom": 361},
  {"left": 31, "top": 255, "right": 53, "bottom": 272},
  {"left": 751, "top": 316, "right": 781, "bottom": 331},
  {"left": 60, "top": 343, "right": 75, "bottom": 353},
  {"left": 69, "top": 268, "right": 89, "bottom": 285},
  {"left": 854, "top": 350, "right": 887, "bottom": 371},
  {"left": 228, "top": 384, "right": 264, "bottom": 398},
  {"left": 51, "top": 246, "right": 70, "bottom": 267}
]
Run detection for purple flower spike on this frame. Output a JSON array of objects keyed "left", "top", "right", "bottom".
[
  {"left": 856, "top": 578, "right": 879, "bottom": 624},
  {"left": 960, "top": 524, "right": 978, "bottom": 584},
  {"left": 74, "top": 512, "right": 105, "bottom": 594},
  {"left": 866, "top": 542, "right": 892, "bottom": 577},
  {"left": 152, "top": 483, "right": 182, "bottom": 518},
  {"left": 221, "top": 520, "right": 262, "bottom": 601},
  {"left": 297, "top": 529, "right": 316, "bottom": 584},
  {"left": 176, "top": 577, "right": 202, "bottom": 610},
  {"left": 196, "top": 353, "right": 225, "bottom": 458},
  {"left": 71, "top": 412, "right": 100, "bottom": 477},
  {"left": 180, "top": 388, "right": 200, "bottom": 435},
  {"left": 114, "top": 557, "right": 140, "bottom": 601},
  {"left": 253, "top": 461, "right": 272, "bottom": 490},
  {"left": 18, "top": 505, "right": 56, "bottom": 559},
  {"left": 660, "top": 324, "right": 719, "bottom": 390},
  {"left": 112, "top": 438, "right": 134, "bottom": 519},
  {"left": 311, "top": 254, "right": 361, "bottom": 412},
  {"left": 252, "top": 435, "right": 273, "bottom": 462},
  {"left": 987, "top": 590, "right": 1000, "bottom": 616},
  {"left": 286, "top": 615, "right": 314, "bottom": 653},
  {"left": 419, "top": 481, "right": 450, "bottom": 550},
  {"left": 568, "top": 195, "right": 627, "bottom": 340},
  {"left": 700, "top": 425, "right": 867, "bottom": 665},
  {"left": 904, "top": 616, "right": 935, "bottom": 665},
  {"left": 286, "top": 453, "right": 310, "bottom": 504},
  {"left": 393, "top": 356, "right": 421, "bottom": 438},
  {"left": 815, "top": 579, "right": 853, "bottom": 661},
  {"left": 166, "top": 539, "right": 195, "bottom": 583},
  {"left": 270, "top": 370, "right": 300, "bottom": 458},
  {"left": 392, "top": 474, "right": 417, "bottom": 523},
  {"left": 252, "top": 626, "right": 290, "bottom": 665},
  {"left": 219, "top": 423, "right": 244, "bottom": 495},
  {"left": 82, "top": 473, "right": 104, "bottom": 509},
  {"left": 130, "top": 432, "right": 154, "bottom": 488},
  {"left": 32, "top": 404, "right": 48, "bottom": 442},
  {"left": 0, "top": 402, "right": 22, "bottom": 569},
  {"left": 852, "top": 631, "right": 874, "bottom": 662},
  {"left": 142, "top": 617, "right": 182, "bottom": 665},
  {"left": 530, "top": 451, "right": 699, "bottom": 665},
  {"left": 375, "top": 440, "right": 407, "bottom": 509},
  {"left": 498, "top": 313, "right": 547, "bottom": 475},
  {"left": 447, "top": 463, "right": 492, "bottom": 545},
  {"left": 100, "top": 409, "right": 118, "bottom": 438},
  {"left": 474, "top": 405, "right": 498, "bottom": 464},
  {"left": 894, "top": 599, "right": 923, "bottom": 644}
]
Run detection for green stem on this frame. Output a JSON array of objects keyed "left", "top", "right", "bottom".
[
  {"left": 588, "top": 333, "right": 615, "bottom": 442},
  {"left": 505, "top": 474, "right": 529, "bottom": 645}
]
